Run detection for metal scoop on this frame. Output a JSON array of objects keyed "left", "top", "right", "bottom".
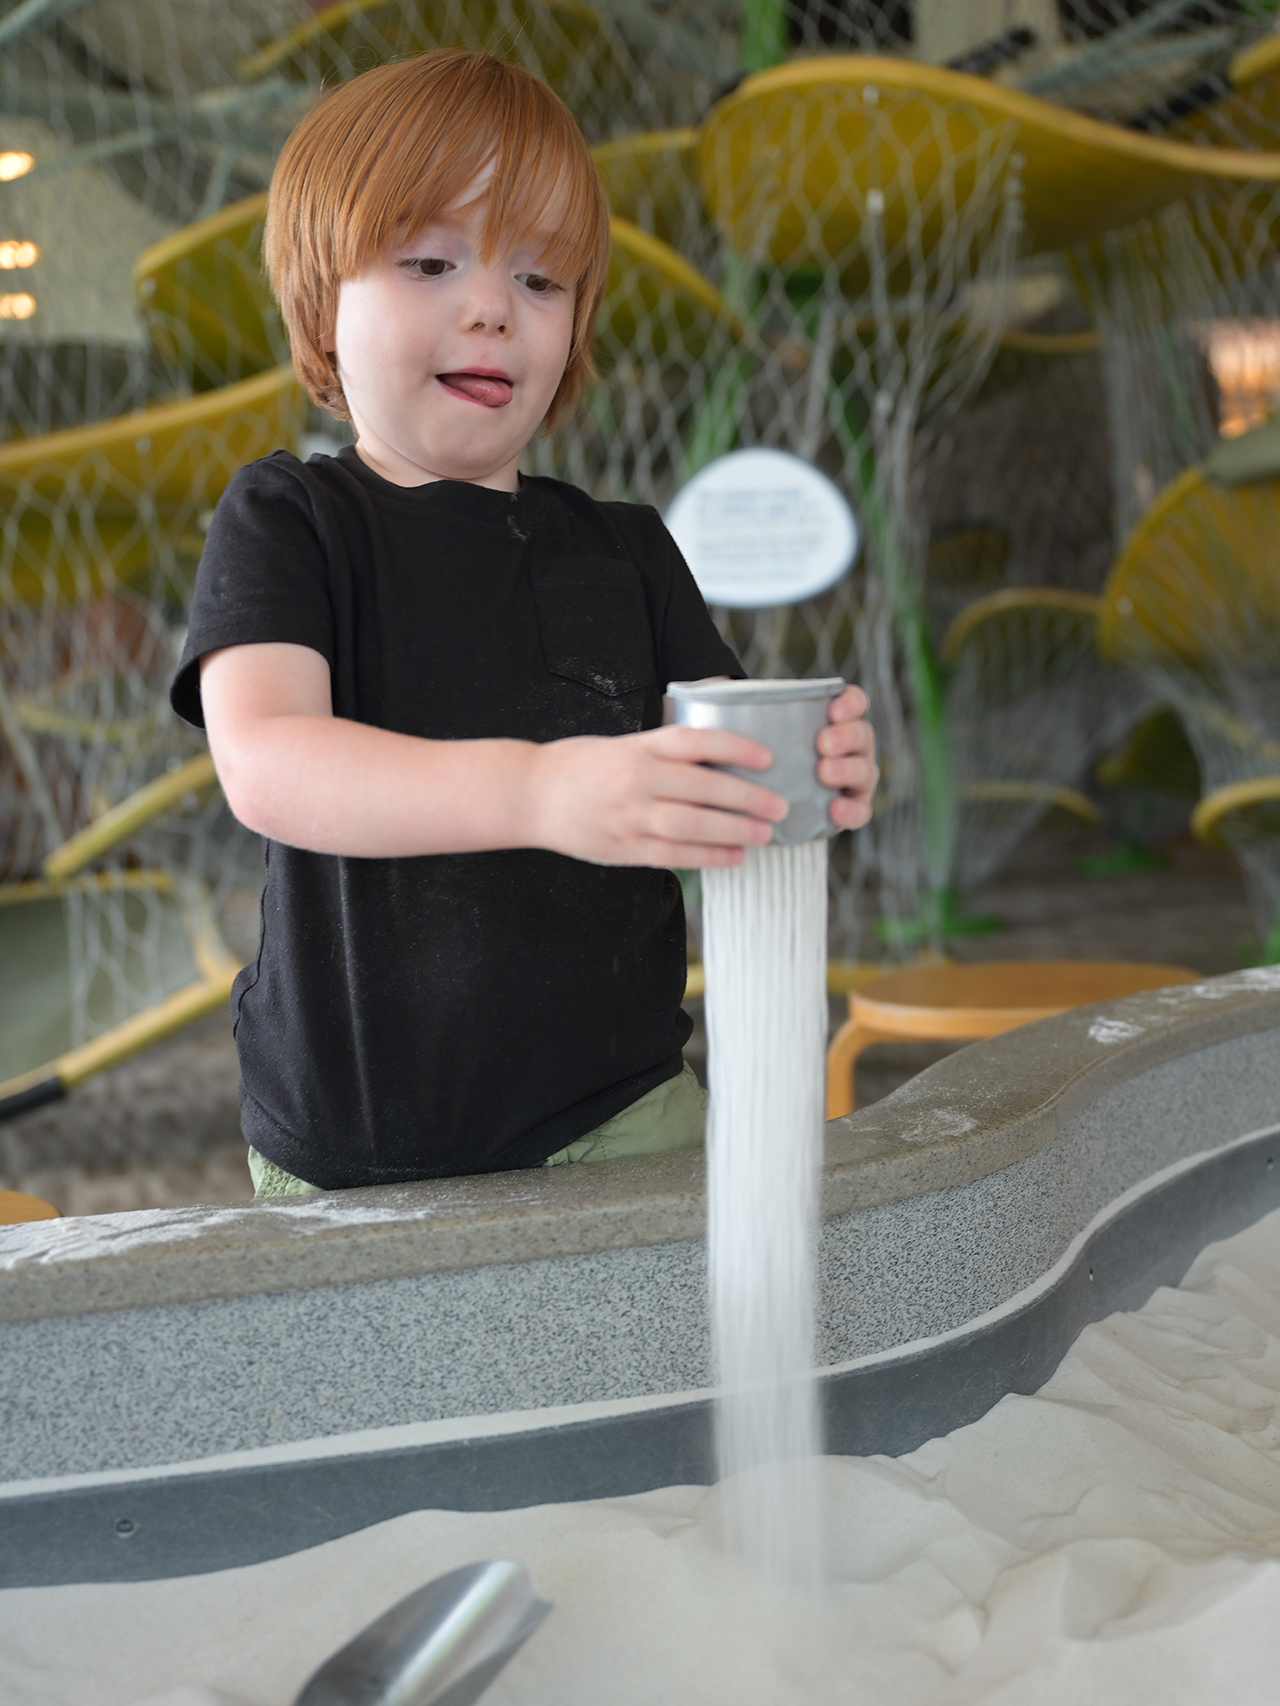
[{"left": 293, "top": 1559, "right": 551, "bottom": 1706}]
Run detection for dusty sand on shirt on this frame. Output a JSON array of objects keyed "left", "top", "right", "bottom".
[{"left": 6, "top": 1199, "right": 1280, "bottom": 1706}]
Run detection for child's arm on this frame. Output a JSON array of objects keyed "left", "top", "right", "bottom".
[{"left": 200, "top": 641, "right": 793, "bottom": 869}]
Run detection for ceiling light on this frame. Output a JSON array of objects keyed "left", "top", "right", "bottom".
[
  {"left": 0, "top": 152, "right": 34, "bottom": 182},
  {"left": 0, "top": 292, "right": 36, "bottom": 319},
  {"left": 0, "top": 240, "right": 37, "bottom": 269}
]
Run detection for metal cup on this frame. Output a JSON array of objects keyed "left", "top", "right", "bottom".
[{"left": 665, "top": 677, "right": 846, "bottom": 845}]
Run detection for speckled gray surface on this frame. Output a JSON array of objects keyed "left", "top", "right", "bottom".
[
  {"left": 5, "top": 969, "right": 1280, "bottom": 1327},
  {"left": 0, "top": 1241, "right": 712, "bottom": 1480},
  {"left": 818, "top": 1029, "right": 1280, "bottom": 1355},
  {"left": 3, "top": 969, "right": 1279, "bottom": 1483}
]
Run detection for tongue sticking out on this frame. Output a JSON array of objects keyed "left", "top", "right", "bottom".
[{"left": 439, "top": 372, "right": 513, "bottom": 407}]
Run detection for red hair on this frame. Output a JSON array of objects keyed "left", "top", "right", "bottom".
[{"left": 264, "top": 49, "right": 611, "bottom": 427}]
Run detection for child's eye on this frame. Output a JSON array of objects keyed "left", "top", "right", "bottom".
[
  {"left": 401, "top": 257, "right": 453, "bottom": 279},
  {"left": 518, "top": 272, "right": 563, "bottom": 295}
]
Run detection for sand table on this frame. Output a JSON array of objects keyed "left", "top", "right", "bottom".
[{"left": 7, "top": 1201, "right": 1280, "bottom": 1705}]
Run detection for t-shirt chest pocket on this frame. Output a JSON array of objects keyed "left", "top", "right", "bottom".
[{"left": 532, "top": 557, "right": 656, "bottom": 698}]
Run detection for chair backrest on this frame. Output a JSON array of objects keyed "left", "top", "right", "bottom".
[{"left": 1099, "top": 466, "right": 1280, "bottom": 677}]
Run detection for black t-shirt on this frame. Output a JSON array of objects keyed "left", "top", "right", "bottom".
[{"left": 171, "top": 447, "right": 741, "bottom": 1188}]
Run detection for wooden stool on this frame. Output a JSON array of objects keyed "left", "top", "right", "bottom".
[
  {"left": 826, "top": 959, "right": 1200, "bottom": 1118},
  {"left": 0, "top": 1189, "right": 60, "bottom": 1224}
]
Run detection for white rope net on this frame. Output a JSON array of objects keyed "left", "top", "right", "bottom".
[
  {"left": 3, "top": 0, "right": 1279, "bottom": 1077},
  {"left": 535, "top": 72, "right": 1028, "bottom": 948},
  {"left": 1104, "top": 469, "right": 1280, "bottom": 955}
]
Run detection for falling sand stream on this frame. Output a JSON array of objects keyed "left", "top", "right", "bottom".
[{"left": 702, "top": 837, "right": 830, "bottom": 1590}]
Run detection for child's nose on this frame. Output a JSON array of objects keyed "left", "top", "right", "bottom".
[{"left": 465, "top": 272, "right": 514, "bottom": 335}]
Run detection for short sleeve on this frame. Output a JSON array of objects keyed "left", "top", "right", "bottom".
[
  {"left": 607, "top": 503, "right": 745, "bottom": 687},
  {"left": 170, "top": 451, "right": 335, "bottom": 728}
]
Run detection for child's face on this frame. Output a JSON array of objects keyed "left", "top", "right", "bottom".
[{"left": 332, "top": 185, "right": 576, "bottom": 491}]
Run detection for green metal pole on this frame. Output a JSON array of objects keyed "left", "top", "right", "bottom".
[{"left": 739, "top": 0, "right": 788, "bottom": 73}]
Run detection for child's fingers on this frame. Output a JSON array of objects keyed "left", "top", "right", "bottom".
[
  {"left": 817, "top": 715, "right": 876, "bottom": 758},
  {"left": 829, "top": 792, "right": 874, "bottom": 830},
  {"left": 655, "top": 757, "right": 788, "bottom": 823},
  {"left": 649, "top": 723, "right": 775, "bottom": 771},
  {"left": 647, "top": 800, "right": 776, "bottom": 849},
  {"left": 825, "top": 685, "right": 869, "bottom": 724},
  {"left": 817, "top": 753, "right": 878, "bottom": 794}
]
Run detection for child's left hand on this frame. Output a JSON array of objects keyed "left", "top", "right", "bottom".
[{"left": 818, "top": 685, "right": 878, "bottom": 830}]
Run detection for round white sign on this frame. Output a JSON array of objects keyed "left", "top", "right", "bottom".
[{"left": 665, "top": 447, "right": 859, "bottom": 609}]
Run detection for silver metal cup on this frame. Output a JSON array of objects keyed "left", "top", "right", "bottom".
[{"left": 665, "top": 677, "right": 846, "bottom": 845}]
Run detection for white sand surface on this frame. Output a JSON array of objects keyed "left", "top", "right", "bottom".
[{"left": 7, "top": 1202, "right": 1280, "bottom": 1706}]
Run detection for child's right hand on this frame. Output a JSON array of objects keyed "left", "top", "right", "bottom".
[{"left": 528, "top": 726, "right": 788, "bottom": 869}]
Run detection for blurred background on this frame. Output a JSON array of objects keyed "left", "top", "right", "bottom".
[{"left": 1, "top": 0, "right": 1277, "bottom": 1211}]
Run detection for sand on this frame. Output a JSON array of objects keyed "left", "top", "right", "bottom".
[
  {"left": 7, "top": 1201, "right": 1280, "bottom": 1705},
  {"left": 703, "top": 840, "right": 829, "bottom": 1588}
]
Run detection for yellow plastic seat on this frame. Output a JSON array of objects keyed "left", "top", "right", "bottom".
[
  {"left": 696, "top": 55, "right": 1280, "bottom": 283},
  {"left": 0, "top": 753, "right": 243, "bottom": 1121},
  {"left": 826, "top": 959, "right": 1199, "bottom": 1118},
  {"left": 1192, "top": 778, "right": 1280, "bottom": 964},
  {"left": 592, "top": 129, "right": 704, "bottom": 255},
  {"left": 1193, "top": 776, "right": 1280, "bottom": 850},
  {"left": 598, "top": 219, "right": 745, "bottom": 371},
  {"left": 0, "top": 1190, "right": 60, "bottom": 1224},
  {"left": 1169, "top": 33, "right": 1280, "bottom": 152},
  {"left": 1099, "top": 465, "right": 1280, "bottom": 685},
  {"left": 1097, "top": 706, "right": 1200, "bottom": 796},
  {"left": 0, "top": 365, "right": 306, "bottom": 609},
  {"left": 934, "top": 587, "right": 1143, "bottom": 889},
  {"left": 133, "top": 192, "right": 281, "bottom": 392},
  {"left": 959, "top": 779, "right": 1097, "bottom": 825},
  {"left": 1099, "top": 462, "right": 1280, "bottom": 957},
  {"left": 239, "top": 0, "right": 629, "bottom": 135}
]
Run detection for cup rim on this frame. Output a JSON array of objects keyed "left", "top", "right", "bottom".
[{"left": 665, "top": 676, "right": 844, "bottom": 704}]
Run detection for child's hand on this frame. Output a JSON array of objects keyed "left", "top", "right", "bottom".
[
  {"left": 529, "top": 726, "right": 789, "bottom": 869},
  {"left": 818, "top": 685, "right": 878, "bottom": 831}
]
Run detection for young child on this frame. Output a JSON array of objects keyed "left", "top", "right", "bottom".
[{"left": 171, "top": 49, "right": 878, "bottom": 1196}]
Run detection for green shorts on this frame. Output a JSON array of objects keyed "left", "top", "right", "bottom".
[{"left": 247, "top": 1061, "right": 707, "bottom": 1199}]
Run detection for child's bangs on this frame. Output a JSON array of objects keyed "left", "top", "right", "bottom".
[
  {"left": 383, "top": 115, "right": 599, "bottom": 290},
  {"left": 478, "top": 129, "right": 601, "bottom": 287}
]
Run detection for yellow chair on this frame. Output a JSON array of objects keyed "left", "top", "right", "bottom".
[
  {"left": 1099, "top": 464, "right": 1280, "bottom": 689},
  {"left": 1192, "top": 777, "right": 1280, "bottom": 964},
  {"left": 1194, "top": 776, "right": 1280, "bottom": 852},
  {"left": 938, "top": 587, "right": 1141, "bottom": 892},
  {"left": 1097, "top": 706, "right": 1201, "bottom": 801},
  {"left": 0, "top": 365, "right": 306, "bottom": 609},
  {"left": 826, "top": 958, "right": 1199, "bottom": 1118},
  {"left": 1098, "top": 468, "right": 1280, "bottom": 956},
  {"left": 593, "top": 129, "right": 705, "bottom": 257},
  {"left": 1169, "top": 32, "right": 1280, "bottom": 152},
  {"left": 1097, "top": 461, "right": 1280, "bottom": 808},
  {"left": 239, "top": 0, "right": 629, "bottom": 136},
  {"left": 0, "top": 753, "right": 243, "bottom": 1121},
  {"left": 133, "top": 192, "right": 282, "bottom": 393},
  {"left": 598, "top": 219, "right": 746, "bottom": 371},
  {"left": 696, "top": 55, "right": 1280, "bottom": 283}
]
